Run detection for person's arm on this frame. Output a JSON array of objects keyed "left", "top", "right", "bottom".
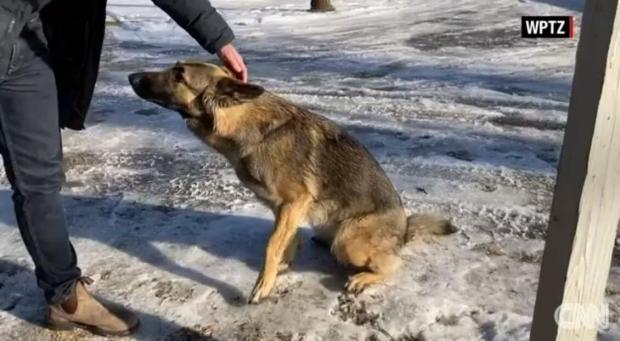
[
  {"left": 153, "top": 0, "right": 247, "bottom": 82},
  {"left": 153, "top": 0, "right": 232, "bottom": 53}
]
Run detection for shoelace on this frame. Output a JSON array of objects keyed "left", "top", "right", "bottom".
[
  {"left": 56, "top": 277, "right": 95, "bottom": 313},
  {"left": 78, "top": 276, "right": 94, "bottom": 286}
]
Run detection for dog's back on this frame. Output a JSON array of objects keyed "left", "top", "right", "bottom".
[
  {"left": 226, "top": 94, "right": 405, "bottom": 231},
  {"left": 294, "top": 112, "right": 406, "bottom": 236}
]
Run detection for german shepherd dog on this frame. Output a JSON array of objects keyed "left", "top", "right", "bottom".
[{"left": 128, "top": 62, "right": 455, "bottom": 303}]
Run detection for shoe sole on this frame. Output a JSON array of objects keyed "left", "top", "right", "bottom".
[{"left": 47, "top": 316, "right": 140, "bottom": 337}]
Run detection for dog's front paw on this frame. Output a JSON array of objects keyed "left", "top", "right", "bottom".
[{"left": 249, "top": 270, "right": 277, "bottom": 304}]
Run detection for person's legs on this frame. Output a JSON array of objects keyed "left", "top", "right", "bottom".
[
  {"left": 0, "top": 20, "right": 139, "bottom": 336},
  {"left": 0, "top": 27, "right": 80, "bottom": 305}
]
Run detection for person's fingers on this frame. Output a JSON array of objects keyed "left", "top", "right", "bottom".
[
  {"left": 217, "top": 44, "right": 248, "bottom": 82},
  {"left": 228, "top": 55, "right": 242, "bottom": 73},
  {"left": 236, "top": 55, "right": 248, "bottom": 83},
  {"left": 241, "top": 67, "right": 248, "bottom": 83},
  {"left": 229, "top": 57, "right": 246, "bottom": 82},
  {"left": 230, "top": 55, "right": 245, "bottom": 80},
  {"left": 232, "top": 52, "right": 245, "bottom": 82}
]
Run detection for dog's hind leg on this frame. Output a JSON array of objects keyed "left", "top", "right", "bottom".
[
  {"left": 345, "top": 252, "right": 402, "bottom": 294},
  {"left": 250, "top": 195, "right": 312, "bottom": 303},
  {"left": 331, "top": 213, "right": 405, "bottom": 294}
]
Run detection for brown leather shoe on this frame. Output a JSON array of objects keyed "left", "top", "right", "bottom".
[{"left": 47, "top": 277, "right": 140, "bottom": 336}]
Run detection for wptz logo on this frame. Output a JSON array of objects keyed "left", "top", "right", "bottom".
[{"left": 522, "top": 16, "right": 574, "bottom": 38}]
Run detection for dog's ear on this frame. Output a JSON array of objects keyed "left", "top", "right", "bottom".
[{"left": 213, "top": 78, "right": 265, "bottom": 106}]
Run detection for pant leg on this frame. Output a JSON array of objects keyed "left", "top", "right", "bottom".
[{"left": 0, "top": 22, "right": 80, "bottom": 305}]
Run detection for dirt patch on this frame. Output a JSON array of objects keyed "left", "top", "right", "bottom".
[
  {"left": 332, "top": 293, "right": 382, "bottom": 326},
  {"left": 446, "top": 150, "right": 475, "bottom": 162},
  {"left": 408, "top": 27, "right": 528, "bottom": 51},
  {"left": 232, "top": 321, "right": 265, "bottom": 341},
  {"left": 153, "top": 279, "right": 195, "bottom": 303},
  {"left": 456, "top": 96, "right": 569, "bottom": 112},
  {"left": 165, "top": 324, "right": 215, "bottom": 341},
  {"left": 489, "top": 116, "right": 565, "bottom": 131},
  {"left": 472, "top": 242, "right": 506, "bottom": 256}
]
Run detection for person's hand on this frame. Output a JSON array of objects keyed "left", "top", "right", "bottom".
[{"left": 217, "top": 43, "right": 248, "bottom": 83}]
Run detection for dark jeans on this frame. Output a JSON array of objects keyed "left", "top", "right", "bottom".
[{"left": 0, "top": 19, "right": 80, "bottom": 305}]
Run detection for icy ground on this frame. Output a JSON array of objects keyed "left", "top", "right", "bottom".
[{"left": 0, "top": 0, "right": 618, "bottom": 340}]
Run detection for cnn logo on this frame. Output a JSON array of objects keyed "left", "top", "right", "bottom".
[{"left": 554, "top": 304, "right": 610, "bottom": 330}]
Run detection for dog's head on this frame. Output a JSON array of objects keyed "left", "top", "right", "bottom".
[{"left": 128, "top": 62, "right": 264, "bottom": 118}]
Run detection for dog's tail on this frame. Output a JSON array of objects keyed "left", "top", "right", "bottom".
[{"left": 405, "top": 214, "right": 457, "bottom": 242}]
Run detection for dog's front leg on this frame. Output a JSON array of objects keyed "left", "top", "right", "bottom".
[{"left": 250, "top": 196, "right": 311, "bottom": 304}]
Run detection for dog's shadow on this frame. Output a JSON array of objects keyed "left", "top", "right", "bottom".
[{"left": 0, "top": 190, "right": 348, "bottom": 306}]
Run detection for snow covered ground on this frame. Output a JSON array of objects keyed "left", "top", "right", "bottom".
[{"left": 1, "top": 0, "right": 618, "bottom": 340}]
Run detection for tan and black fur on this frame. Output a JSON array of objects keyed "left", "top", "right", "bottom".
[{"left": 128, "top": 62, "right": 456, "bottom": 303}]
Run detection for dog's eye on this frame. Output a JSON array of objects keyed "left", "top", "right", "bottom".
[{"left": 172, "top": 66, "right": 185, "bottom": 82}]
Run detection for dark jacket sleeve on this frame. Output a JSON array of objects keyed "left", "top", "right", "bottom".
[{"left": 152, "top": 0, "right": 234, "bottom": 54}]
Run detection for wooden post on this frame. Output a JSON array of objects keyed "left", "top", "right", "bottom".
[
  {"left": 310, "top": 0, "right": 335, "bottom": 12},
  {"left": 530, "top": 1, "right": 620, "bottom": 340}
]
